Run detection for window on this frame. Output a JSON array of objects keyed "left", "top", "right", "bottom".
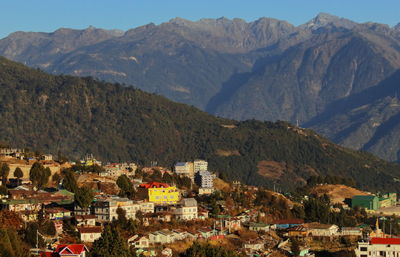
[{"left": 360, "top": 247, "right": 367, "bottom": 251}]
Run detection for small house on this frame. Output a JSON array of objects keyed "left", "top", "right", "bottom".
[
  {"left": 54, "top": 244, "right": 89, "bottom": 257},
  {"left": 128, "top": 235, "right": 150, "bottom": 249},
  {"left": 305, "top": 223, "right": 339, "bottom": 237},
  {"left": 248, "top": 222, "right": 271, "bottom": 232},
  {"left": 45, "top": 207, "right": 71, "bottom": 220},
  {"left": 78, "top": 226, "right": 102, "bottom": 243},
  {"left": 75, "top": 215, "right": 96, "bottom": 227}
]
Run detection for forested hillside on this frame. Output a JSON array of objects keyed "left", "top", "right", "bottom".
[
  {"left": 1, "top": 57, "right": 400, "bottom": 191},
  {"left": 1, "top": 14, "right": 400, "bottom": 162}
]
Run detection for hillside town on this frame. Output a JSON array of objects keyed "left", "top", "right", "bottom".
[{"left": 1, "top": 147, "right": 400, "bottom": 257}]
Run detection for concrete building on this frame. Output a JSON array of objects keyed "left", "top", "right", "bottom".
[
  {"left": 341, "top": 227, "right": 363, "bottom": 236},
  {"left": 355, "top": 238, "right": 400, "bottom": 257},
  {"left": 174, "top": 198, "right": 198, "bottom": 220},
  {"left": 305, "top": 223, "right": 339, "bottom": 237},
  {"left": 78, "top": 226, "right": 102, "bottom": 243},
  {"left": 139, "top": 182, "right": 180, "bottom": 205},
  {"left": 248, "top": 222, "right": 271, "bottom": 232},
  {"left": 174, "top": 162, "right": 194, "bottom": 179},
  {"left": 149, "top": 230, "right": 176, "bottom": 244},
  {"left": 45, "top": 207, "right": 71, "bottom": 220},
  {"left": 75, "top": 215, "right": 96, "bottom": 227},
  {"left": 195, "top": 170, "right": 213, "bottom": 188},
  {"left": 74, "top": 205, "right": 91, "bottom": 216},
  {"left": 93, "top": 196, "right": 139, "bottom": 222},
  {"left": 193, "top": 160, "right": 208, "bottom": 173},
  {"left": 138, "top": 201, "right": 154, "bottom": 213},
  {"left": 198, "top": 187, "right": 214, "bottom": 195},
  {"left": 101, "top": 163, "right": 137, "bottom": 177},
  {"left": 128, "top": 235, "right": 150, "bottom": 249}
]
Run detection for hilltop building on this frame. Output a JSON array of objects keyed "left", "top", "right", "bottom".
[
  {"left": 352, "top": 193, "right": 397, "bottom": 210},
  {"left": 352, "top": 195, "right": 379, "bottom": 210},
  {"left": 0, "top": 148, "right": 24, "bottom": 156},
  {"left": 174, "top": 159, "right": 208, "bottom": 181},
  {"left": 80, "top": 154, "right": 101, "bottom": 166},
  {"left": 195, "top": 170, "right": 214, "bottom": 188},
  {"left": 194, "top": 159, "right": 208, "bottom": 172},
  {"left": 174, "top": 162, "right": 194, "bottom": 179},
  {"left": 101, "top": 162, "right": 137, "bottom": 177}
]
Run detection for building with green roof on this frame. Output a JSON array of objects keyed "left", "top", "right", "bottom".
[{"left": 352, "top": 195, "right": 379, "bottom": 210}]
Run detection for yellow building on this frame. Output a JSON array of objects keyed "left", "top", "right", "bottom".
[
  {"left": 80, "top": 154, "right": 102, "bottom": 166},
  {"left": 139, "top": 182, "right": 180, "bottom": 205}
]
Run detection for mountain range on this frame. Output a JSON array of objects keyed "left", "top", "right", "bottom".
[
  {"left": 1, "top": 13, "right": 400, "bottom": 161},
  {"left": 1, "top": 56, "right": 400, "bottom": 192}
]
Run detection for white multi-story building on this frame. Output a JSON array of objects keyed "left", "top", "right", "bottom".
[
  {"left": 193, "top": 160, "right": 208, "bottom": 173},
  {"left": 93, "top": 196, "right": 139, "bottom": 222},
  {"left": 355, "top": 238, "right": 400, "bottom": 257},
  {"left": 138, "top": 201, "right": 154, "bottom": 213},
  {"left": 174, "top": 198, "right": 198, "bottom": 220},
  {"left": 195, "top": 170, "right": 214, "bottom": 188},
  {"left": 174, "top": 162, "right": 193, "bottom": 177}
]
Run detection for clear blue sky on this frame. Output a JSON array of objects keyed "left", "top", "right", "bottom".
[{"left": 1, "top": 0, "right": 399, "bottom": 39}]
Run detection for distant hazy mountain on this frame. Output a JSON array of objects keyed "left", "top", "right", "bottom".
[{"left": 1, "top": 14, "right": 400, "bottom": 161}]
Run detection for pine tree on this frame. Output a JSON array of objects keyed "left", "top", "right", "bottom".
[
  {"left": 116, "top": 175, "right": 134, "bottom": 198},
  {"left": 0, "top": 163, "right": 10, "bottom": 185},
  {"left": 14, "top": 167, "right": 23, "bottom": 186},
  {"left": 74, "top": 186, "right": 94, "bottom": 209},
  {"left": 62, "top": 169, "right": 78, "bottom": 193},
  {"left": 29, "top": 162, "right": 51, "bottom": 189},
  {"left": 90, "top": 225, "right": 132, "bottom": 257}
]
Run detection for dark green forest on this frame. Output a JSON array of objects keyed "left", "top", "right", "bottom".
[{"left": 0, "top": 56, "right": 400, "bottom": 191}]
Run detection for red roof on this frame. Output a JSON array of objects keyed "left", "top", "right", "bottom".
[
  {"left": 55, "top": 244, "right": 88, "bottom": 255},
  {"left": 371, "top": 238, "right": 400, "bottom": 245},
  {"left": 139, "top": 182, "right": 170, "bottom": 189},
  {"left": 78, "top": 226, "right": 102, "bottom": 234}
]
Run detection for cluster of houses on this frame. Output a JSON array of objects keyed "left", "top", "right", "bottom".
[{"left": 4, "top": 152, "right": 396, "bottom": 257}]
